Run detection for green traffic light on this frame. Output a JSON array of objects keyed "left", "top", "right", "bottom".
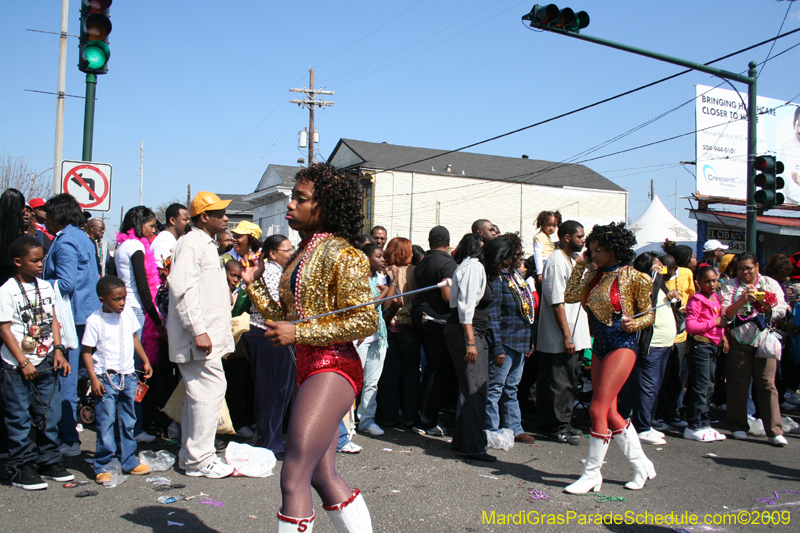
[{"left": 83, "top": 41, "right": 110, "bottom": 69}]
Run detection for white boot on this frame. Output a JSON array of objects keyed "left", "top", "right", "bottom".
[
  {"left": 277, "top": 510, "right": 315, "bottom": 532},
  {"left": 564, "top": 430, "right": 610, "bottom": 494},
  {"left": 323, "top": 489, "right": 373, "bottom": 532},
  {"left": 613, "top": 419, "right": 656, "bottom": 490}
]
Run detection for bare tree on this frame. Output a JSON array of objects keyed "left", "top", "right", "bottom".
[
  {"left": 153, "top": 198, "right": 185, "bottom": 223},
  {"left": 1, "top": 152, "right": 53, "bottom": 200}
]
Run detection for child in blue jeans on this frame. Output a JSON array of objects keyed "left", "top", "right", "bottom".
[{"left": 81, "top": 276, "right": 153, "bottom": 483}]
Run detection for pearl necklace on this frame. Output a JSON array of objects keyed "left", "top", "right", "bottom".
[{"left": 292, "top": 232, "right": 332, "bottom": 320}]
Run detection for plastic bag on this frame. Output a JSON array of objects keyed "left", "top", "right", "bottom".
[
  {"left": 139, "top": 450, "right": 176, "bottom": 472},
  {"left": 485, "top": 428, "right": 515, "bottom": 451},
  {"left": 756, "top": 330, "right": 783, "bottom": 360},
  {"left": 782, "top": 415, "right": 800, "bottom": 434},
  {"left": 748, "top": 416, "right": 766, "bottom": 436},
  {"left": 102, "top": 458, "right": 128, "bottom": 488},
  {"left": 224, "top": 442, "right": 276, "bottom": 477}
]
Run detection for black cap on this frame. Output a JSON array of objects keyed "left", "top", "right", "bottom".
[{"left": 429, "top": 225, "right": 449, "bottom": 241}]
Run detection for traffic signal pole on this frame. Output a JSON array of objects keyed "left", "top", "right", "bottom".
[
  {"left": 82, "top": 74, "right": 97, "bottom": 162},
  {"left": 524, "top": 21, "right": 759, "bottom": 252}
]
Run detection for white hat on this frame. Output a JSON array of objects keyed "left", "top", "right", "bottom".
[{"left": 703, "top": 239, "right": 728, "bottom": 252}]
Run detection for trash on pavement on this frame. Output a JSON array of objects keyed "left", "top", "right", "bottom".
[
  {"left": 102, "top": 458, "right": 128, "bottom": 488},
  {"left": 139, "top": 450, "right": 176, "bottom": 472},
  {"left": 224, "top": 442, "right": 276, "bottom": 477},
  {"left": 485, "top": 428, "right": 514, "bottom": 451},
  {"left": 157, "top": 494, "right": 187, "bottom": 504}
]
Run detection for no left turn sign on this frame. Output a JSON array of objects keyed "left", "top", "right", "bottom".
[{"left": 61, "top": 160, "right": 112, "bottom": 212}]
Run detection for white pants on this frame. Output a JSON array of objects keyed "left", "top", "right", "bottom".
[{"left": 177, "top": 357, "right": 227, "bottom": 471}]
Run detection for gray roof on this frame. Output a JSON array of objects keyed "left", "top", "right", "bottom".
[
  {"left": 328, "top": 139, "right": 624, "bottom": 192},
  {"left": 215, "top": 193, "right": 252, "bottom": 215},
  {"left": 268, "top": 165, "right": 303, "bottom": 187}
]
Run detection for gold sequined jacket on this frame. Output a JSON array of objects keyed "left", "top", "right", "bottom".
[
  {"left": 246, "top": 235, "right": 378, "bottom": 346},
  {"left": 564, "top": 262, "right": 654, "bottom": 331}
]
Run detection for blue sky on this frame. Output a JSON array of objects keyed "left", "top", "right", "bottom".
[{"left": 2, "top": 1, "right": 799, "bottom": 235}]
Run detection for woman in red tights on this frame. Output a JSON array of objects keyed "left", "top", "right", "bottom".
[{"left": 563, "top": 222, "right": 655, "bottom": 494}]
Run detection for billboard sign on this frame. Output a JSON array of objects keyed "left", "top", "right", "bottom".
[{"left": 695, "top": 85, "right": 800, "bottom": 204}]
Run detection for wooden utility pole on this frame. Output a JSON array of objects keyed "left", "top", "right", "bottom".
[
  {"left": 290, "top": 69, "right": 334, "bottom": 166},
  {"left": 187, "top": 184, "right": 191, "bottom": 206}
]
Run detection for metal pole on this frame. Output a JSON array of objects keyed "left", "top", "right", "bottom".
[
  {"left": 409, "top": 171, "right": 415, "bottom": 240},
  {"left": 745, "top": 61, "right": 758, "bottom": 253},
  {"left": 139, "top": 140, "right": 144, "bottom": 205},
  {"left": 54, "top": 0, "right": 69, "bottom": 193},
  {"left": 82, "top": 74, "right": 97, "bottom": 161}
]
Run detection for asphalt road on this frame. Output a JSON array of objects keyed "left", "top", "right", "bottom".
[{"left": 1, "top": 410, "right": 799, "bottom": 533}]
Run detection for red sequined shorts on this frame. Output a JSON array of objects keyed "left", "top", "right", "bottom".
[{"left": 295, "top": 342, "right": 363, "bottom": 396}]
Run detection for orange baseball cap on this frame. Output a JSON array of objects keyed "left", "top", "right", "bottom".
[{"left": 190, "top": 192, "right": 231, "bottom": 217}]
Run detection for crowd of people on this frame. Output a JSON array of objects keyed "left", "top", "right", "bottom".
[{"left": 2, "top": 168, "right": 800, "bottom": 531}]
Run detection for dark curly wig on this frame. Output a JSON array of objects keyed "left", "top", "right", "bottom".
[
  {"left": 586, "top": 221, "right": 637, "bottom": 265},
  {"left": 294, "top": 163, "right": 363, "bottom": 245}
]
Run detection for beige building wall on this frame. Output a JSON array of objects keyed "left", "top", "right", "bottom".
[{"left": 371, "top": 170, "right": 627, "bottom": 251}]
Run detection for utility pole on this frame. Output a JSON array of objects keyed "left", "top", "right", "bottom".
[
  {"left": 187, "top": 184, "right": 191, "bottom": 206},
  {"left": 139, "top": 140, "right": 144, "bottom": 205},
  {"left": 649, "top": 179, "right": 654, "bottom": 201},
  {"left": 54, "top": 0, "right": 69, "bottom": 193},
  {"left": 290, "top": 69, "right": 334, "bottom": 166}
]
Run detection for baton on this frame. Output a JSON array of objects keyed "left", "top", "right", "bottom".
[
  {"left": 628, "top": 298, "right": 678, "bottom": 319},
  {"left": 288, "top": 279, "right": 453, "bottom": 325}
]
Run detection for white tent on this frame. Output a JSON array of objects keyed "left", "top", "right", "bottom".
[{"left": 629, "top": 195, "right": 697, "bottom": 253}]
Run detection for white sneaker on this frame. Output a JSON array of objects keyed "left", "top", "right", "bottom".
[
  {"left": 59, "top": 442, "right": 82, "bottom": 457},
  {"left": 683, "top": 427, "right": 716, "bottom": 442},
  {"left": 185, "top": 460, "right": 234, "bottom": 479},
  {"left": 638, "top": 429, "right": 666, "bottom": 445},
  {"left": 76, "top": 424, "right": 84, "bottom": 433},
  {"left": 769, "top": 435, "right": 788, "bottom": 447},
  {"left": 337, "top": 442, "right": 362, "bottom": 454},
  {"left": 236, "top": 426, "right": 254, "bottom": 439},
  {"left": 706, "top": 428, "right": 727, "bottom": 441},
  {"left": 361, "top": 424, "right": 385, "bottom": 436},
  {"left": 732, "top": 430, "right": 748, "bottom": 440},
  {"left": 649, "top": 428, "right": 665, "bottom": 439},
  {"left": 134, "top": 432, "right": 156, "bottom": 443}
]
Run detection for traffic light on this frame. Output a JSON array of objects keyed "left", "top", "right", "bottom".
[
  {"left": 754, "top": 155, "right": 785, "bottom": 209},
  {"left": 522, "top": 4, "right": 590, "bottom": 33},
  {"left": 78, "top": 0, "right": 112, "bottom": 75}
]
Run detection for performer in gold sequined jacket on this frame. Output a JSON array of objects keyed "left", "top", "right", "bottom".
[
  {"left": 242, "top": 164, "right": 377, "bottom": 533},
  {"left": 561, "top": 222, "right": 657, "bottom": 496}
]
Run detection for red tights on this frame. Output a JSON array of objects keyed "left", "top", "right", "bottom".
[{"left": 588, "top": 348, "right": 636, "bottom": 435}]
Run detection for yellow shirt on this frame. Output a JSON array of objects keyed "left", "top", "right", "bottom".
[{"left": 663, "top": 266, "right": 695, "bottom": 344}]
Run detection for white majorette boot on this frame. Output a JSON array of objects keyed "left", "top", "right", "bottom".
[
  {"left": 277, "top": 510, "right": 315, "bottom": 532},
  {"left": 613, "top": 419, "right": 656, "bottom": 490},
  {"left": 564, "top": 429, "right": 611, "bottom": 494},
  {"left": 323, "top": 489, "right": 373, "bottom": 532}
]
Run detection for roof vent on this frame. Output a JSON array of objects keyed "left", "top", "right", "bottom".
[
  {"left": 446, "top": 164, "right": 453, "bottom": 173},
  {"left": 431, "top": 166, "right": 435, "bottom": 172},
  {"left": 461, "top": 170, "right": 465, "bottom": 175},
  {"left": 522, "top": 155, "right": 529, "bottom": 159}
]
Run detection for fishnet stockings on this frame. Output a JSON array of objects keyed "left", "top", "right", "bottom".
[
  {"left": 588, "top": 348, "right": 636, "bottom": 435},
  {"left": 280, "top": 372, "right": 355, "bottom": 518}
]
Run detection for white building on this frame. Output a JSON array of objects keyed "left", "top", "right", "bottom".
[{"left": 245, "top": 139, "right": 628, "bottom": 249}]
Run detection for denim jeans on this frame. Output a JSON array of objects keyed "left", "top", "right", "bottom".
[
  {"left": 58, "top": 324, "right": 84, "bottom": 446},
  {"left": 485, "top": 346, "right": 526, "bottom": 435},
  {"left": 685, "top": 338, "right": 719, "bottom": 430},
  {"left": 337, "top": 420, "right": 350, "bottom": 448},
  {"left": 356, "top": 340, "right": 387, "bottom": 431},
  {"left": 631, "top": 345, "right": 672, "bottom": 432},
  {"left": 3, "top": 358, "right": 62, "bottom": 470},
  {"left": 93, "top": 373, "right": 139, "bottom": 474}
]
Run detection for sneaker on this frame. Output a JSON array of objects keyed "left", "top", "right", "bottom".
[
  {"left": 95, "top": 472, "right": 112, "bottom": 484},
  {"left": 514, "top": 433, "right": 537, "bottom": 444},
  {"left": 784, "top": 391, "right": 800, "bottom": 404},
  {"left": 412, "top": 425, "right": 448, "bottom": 437},
  {"left": 779, "top": 401, "right": 798, "bottom": 411},
  {"left": 638, "top": 429, "right": 667, "bottom": 445},
  {"left": 76, "top": 423, "right": 84, "bottom": 433},
  {"left": 361, "top": 424, "right": 385, "bottom": 436},
  {"left": 649, "top": 428, "right": 665, "bottom": 439},
  {"left": 668, "top": 419, "right": 688, "bottom": 429},
  {"left": 59, "top": 442, "right": 82, "bottom": 457},
  {"left": 11, "top": 464, "right": 48, "bottom": 491},
  {"left": 236, "top": 426, "right": 254, "bottom": 439},
  {"left": 128, "top": 464, "right": 151, "bottom": 475},
  {"left": 651, "top": 419, "right": 669, "bottom": 432},
  {"left": 683, "top": 427, "right": 717, "bottom": 442},
  {"left": 337, "top": 442, "right": 362, "bottom": 454},
  {"left": 552, "top": 432, "right": 581, "bottom": 446},
  {"left": 565, "top": 426, "right": 583, "bottom": 437},
  {"left": 732, "top": 430, "right": 748, "bottom": 440},
  {"left": 38, "top": 463, "right": 74, "bottom": 482},
  {"left": 706, "top": 428, "right": 727, "bottom": 441},
  {"left": 185, "top": 460, "right": 234, "bottom": 479},
  {"left": 134, "top": 432, "right": 156, "bottom": 443},
  {"left": 769, "top": 435, "right": 788, "bottom": 447}
]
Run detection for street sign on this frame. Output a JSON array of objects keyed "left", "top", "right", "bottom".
[
  {"left": 707, "top": 227, "right": 746, "bottom": 253},
  {"left": 61, "top": 160, "right": 112, "bottom": 212}
]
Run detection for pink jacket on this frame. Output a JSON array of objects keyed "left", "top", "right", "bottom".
[{"left": 685, "top": 292, "right": 724, "bottom": 345}]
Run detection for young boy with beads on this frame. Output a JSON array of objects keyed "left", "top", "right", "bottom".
[
  {"left": 81, "top": 276, "right": 153, "bottom": 483},
  {"left": 0, "top": 236, "right": 73, "bottom": 490}
]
